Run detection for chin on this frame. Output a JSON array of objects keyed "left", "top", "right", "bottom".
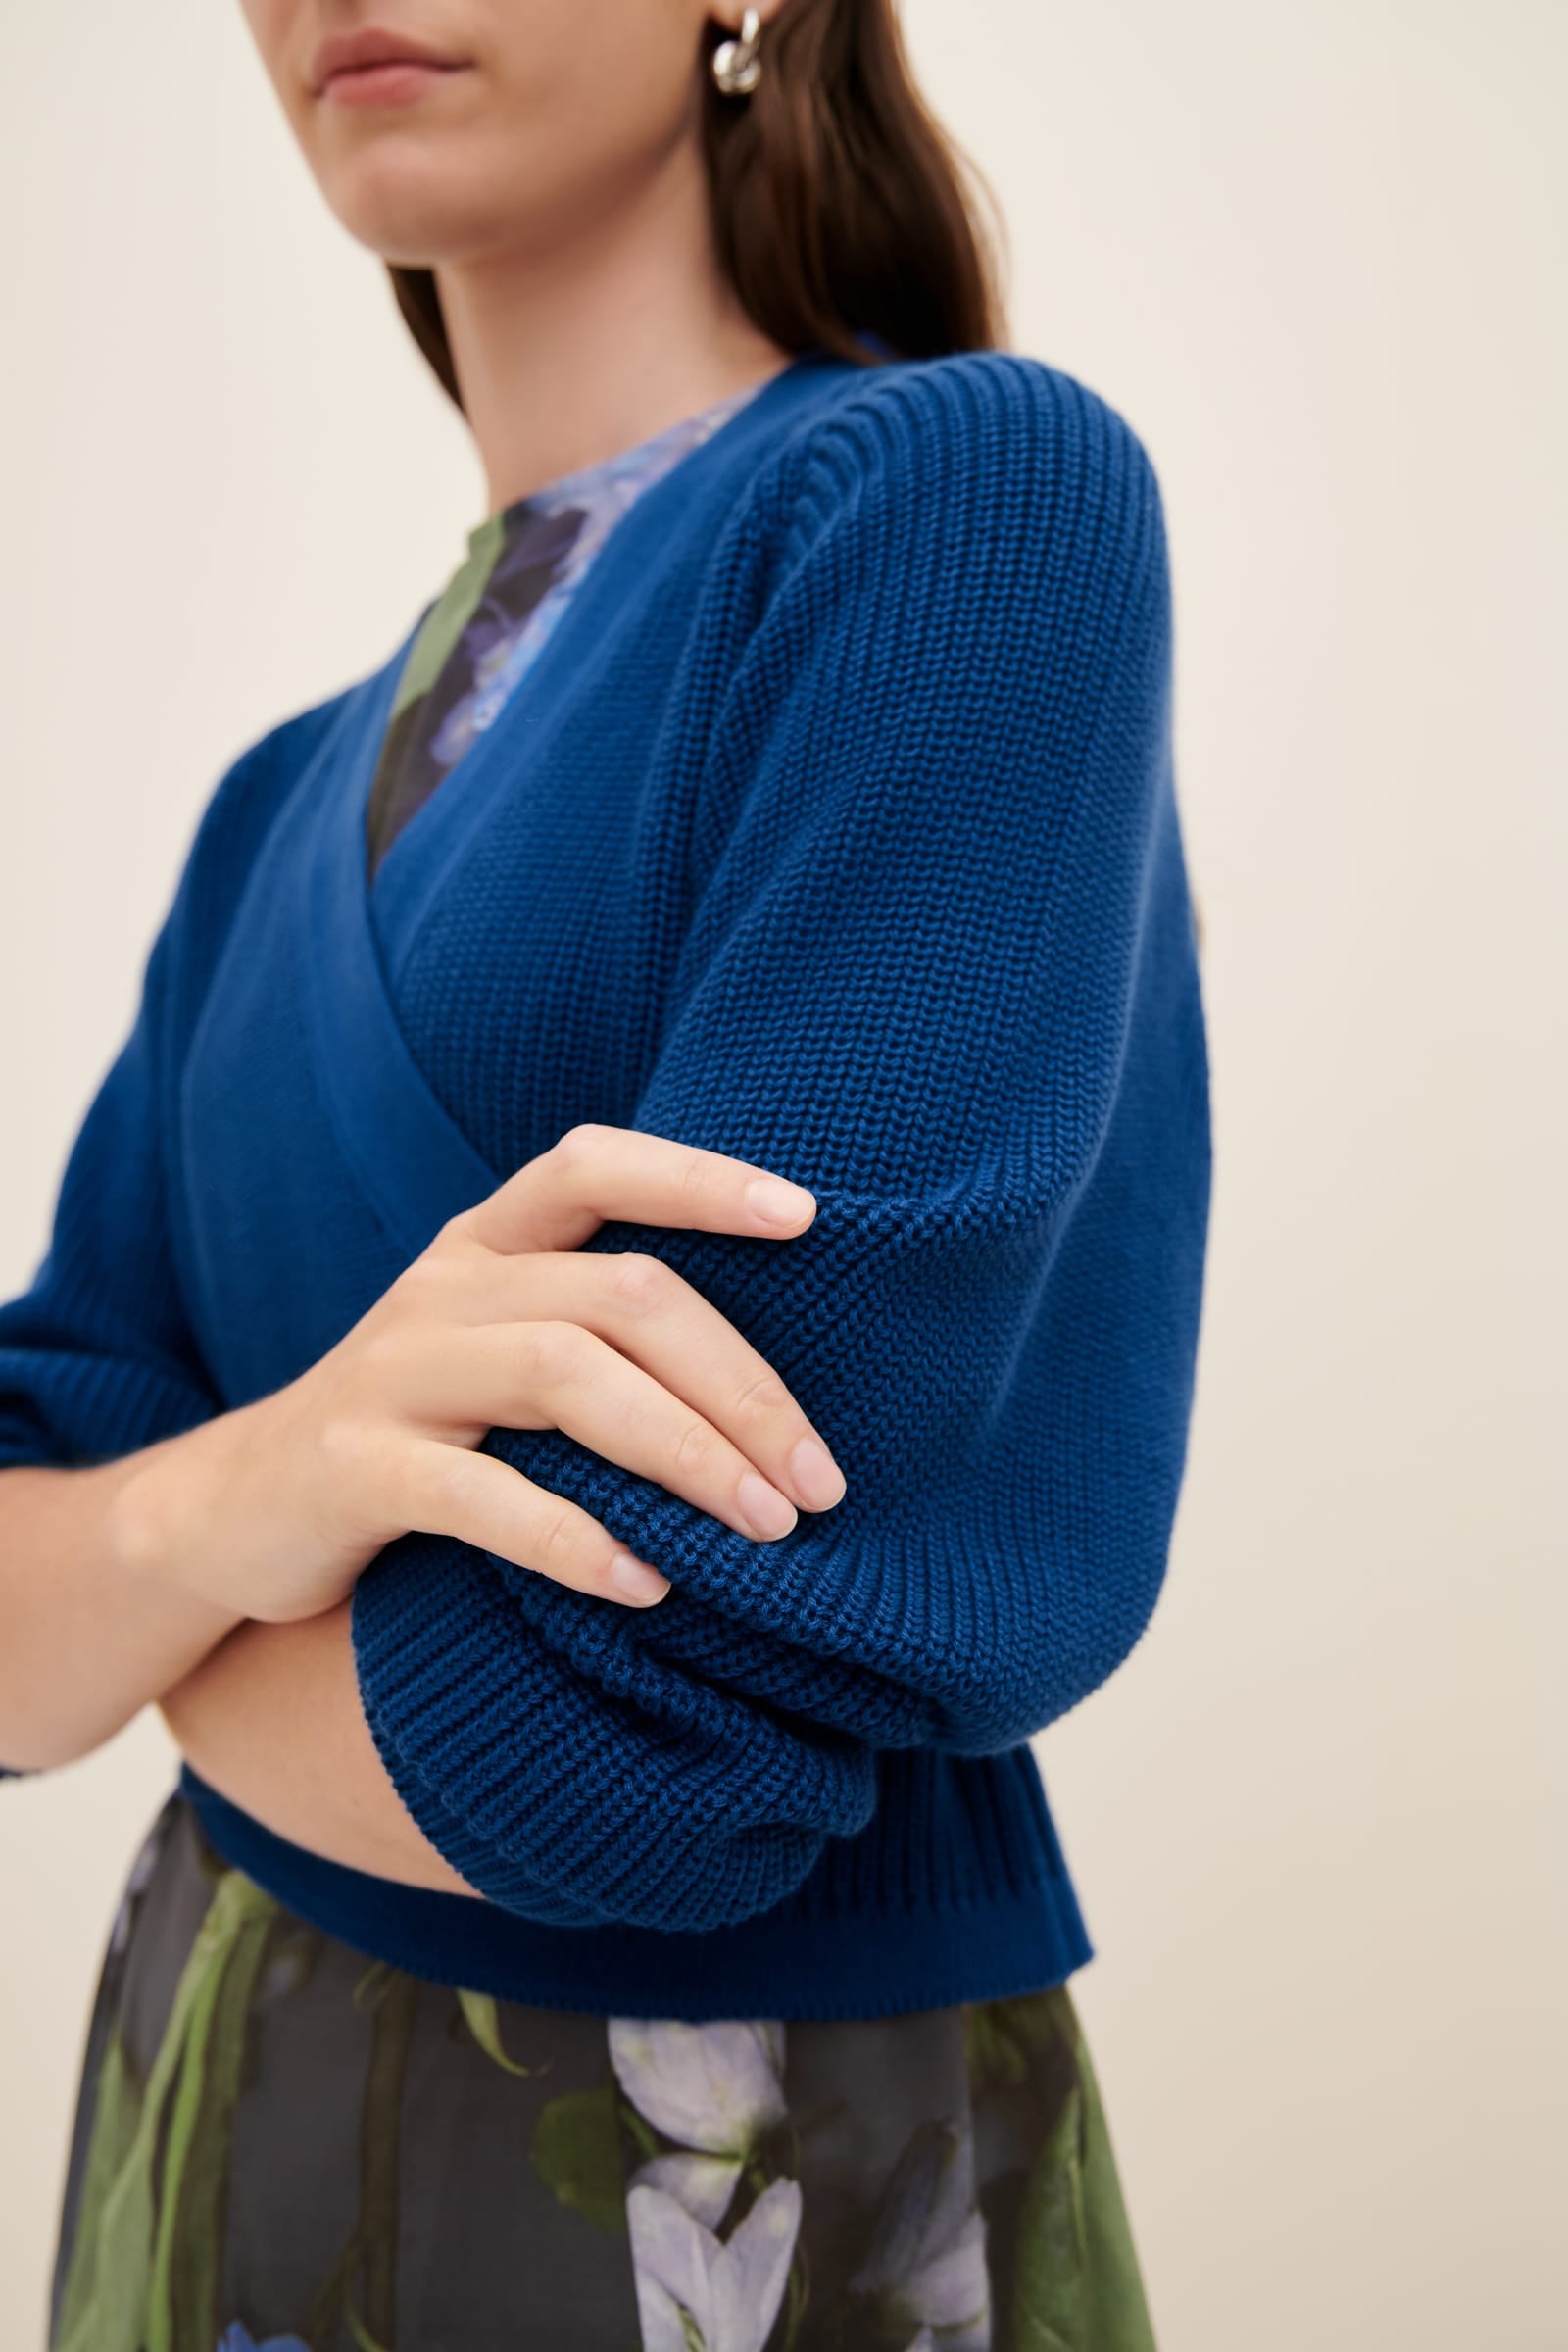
[
  {"left": 321, "top": 137, "right": 531, "bottom": 265},
  {"left": 330, "top": 183, "right": 501, "bottom": 272}
]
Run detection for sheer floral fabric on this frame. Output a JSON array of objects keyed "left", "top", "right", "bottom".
[{"left": 49, "top": 1792, "right": 1158, "bottom": 2351}]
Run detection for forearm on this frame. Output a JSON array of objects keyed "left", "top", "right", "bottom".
[
  {"left": 0, "top": 1423, "right": 248, "bottom": 1771},
  {"left": 160, "top": 1600, "right": 482, "bottom": 1898}
]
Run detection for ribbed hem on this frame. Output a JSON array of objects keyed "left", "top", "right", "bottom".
[{"left": 176, "top": 1751, "right": 1095, "bottom": 2023}]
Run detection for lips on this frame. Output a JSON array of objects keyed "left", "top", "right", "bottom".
[{"left": 309, "top": 25, "right": 468, "bottom": 98}]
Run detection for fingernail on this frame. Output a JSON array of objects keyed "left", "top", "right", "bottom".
[
  {"left": 789, "top": 1438, "right": 846, "bottom": 1510},
  {"left": 747, "top": 1176, "right": 815, "bottom": 1227},
  {"left": 738, "top": 1471, "right": 798, "bottom": 1539},
  {"left": 610, "top": 1553, "right": 669, "bottom": 1605}
]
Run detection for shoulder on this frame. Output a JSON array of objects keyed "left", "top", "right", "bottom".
[
  {"left": 757, "top": 350, "right": 1168, "bottom": 638},
  {"left": 155, "top": 680, "right": 359, "bottom": 1006},
  {"left": 792, "top": 351, "right": 1162, "bottom": 541},
  {"left": 728, "top": 350, "right": 1169, "bottom": 699},
  {"left": 189, "top": 684, "right": 357, "bottom": 866}
]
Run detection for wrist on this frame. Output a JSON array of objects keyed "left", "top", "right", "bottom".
[{"left": 107, "top": 1400, "right": 267, "bottom": 1634}]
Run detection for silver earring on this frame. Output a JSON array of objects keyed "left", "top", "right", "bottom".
[{"left": 711, "top": 8, "right": 763, "bottom": 97}]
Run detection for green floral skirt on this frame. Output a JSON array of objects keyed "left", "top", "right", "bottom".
[{"left": 48, "top": 1788, "right": 1158, "bottom": 2352}]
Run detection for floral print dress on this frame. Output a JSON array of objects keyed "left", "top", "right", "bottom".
[{"left": 45, "top": 377, "right": 1161, "bottom": 2352}]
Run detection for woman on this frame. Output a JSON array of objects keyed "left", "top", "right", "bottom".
[{"left": 0, "top": 1, "right": 1211, "bottom": 2344}]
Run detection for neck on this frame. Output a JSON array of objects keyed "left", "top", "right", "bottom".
[{"left": 431, "top": 141, "right": 794, "bottom": 517}]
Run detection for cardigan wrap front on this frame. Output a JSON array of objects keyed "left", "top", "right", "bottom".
[{"left": 0, "top": 348, "right": 1211, "bottom": 2020}]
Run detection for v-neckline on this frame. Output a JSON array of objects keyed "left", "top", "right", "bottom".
[{"left": 292, "top": 345, "right": 861, "bottom": 1258}]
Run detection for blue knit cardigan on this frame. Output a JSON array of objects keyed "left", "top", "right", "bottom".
[{"left": 0, "top": 348, "right": 1211, "bottom": 2020}]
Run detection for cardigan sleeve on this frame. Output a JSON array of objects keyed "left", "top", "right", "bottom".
[
  {"left": 0, "top": 704, "right": 344, "bottom": 1782},
  {"left": 0, "top": 697, "right": 354, "bottom": 1489},
  {"left": 0, "top": 884, "right": 221, "bottom": 1781},
  {"left": 349, "top": 357, "right": 1212, "bottom": 1933},
  {"left": 0, "top": 908, "right": 221, "bottom": 1489}
]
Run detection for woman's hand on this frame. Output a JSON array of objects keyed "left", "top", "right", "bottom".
[{"left": 117, "top": 1123, "right": 846, "bottom": 1627}]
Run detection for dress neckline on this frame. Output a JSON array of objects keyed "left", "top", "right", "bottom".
[{"left": 477, "top": 369, "right": 784, "bottom": 547}]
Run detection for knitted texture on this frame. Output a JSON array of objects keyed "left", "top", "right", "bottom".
[
  {"left": 0, "top": 352, "right": 1211, "bottom": 1964},
  {"left": 349, "top": 356, "right": 1210, "bottom": 1930}
]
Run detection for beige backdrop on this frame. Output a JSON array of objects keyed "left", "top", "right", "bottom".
[{"left": 1, "top": 2, "right": 1563, "bottom": 2344}]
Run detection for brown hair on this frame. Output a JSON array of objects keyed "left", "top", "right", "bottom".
[{"left": 388, "top": 0, "right": 1009, "bottom": 411}]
